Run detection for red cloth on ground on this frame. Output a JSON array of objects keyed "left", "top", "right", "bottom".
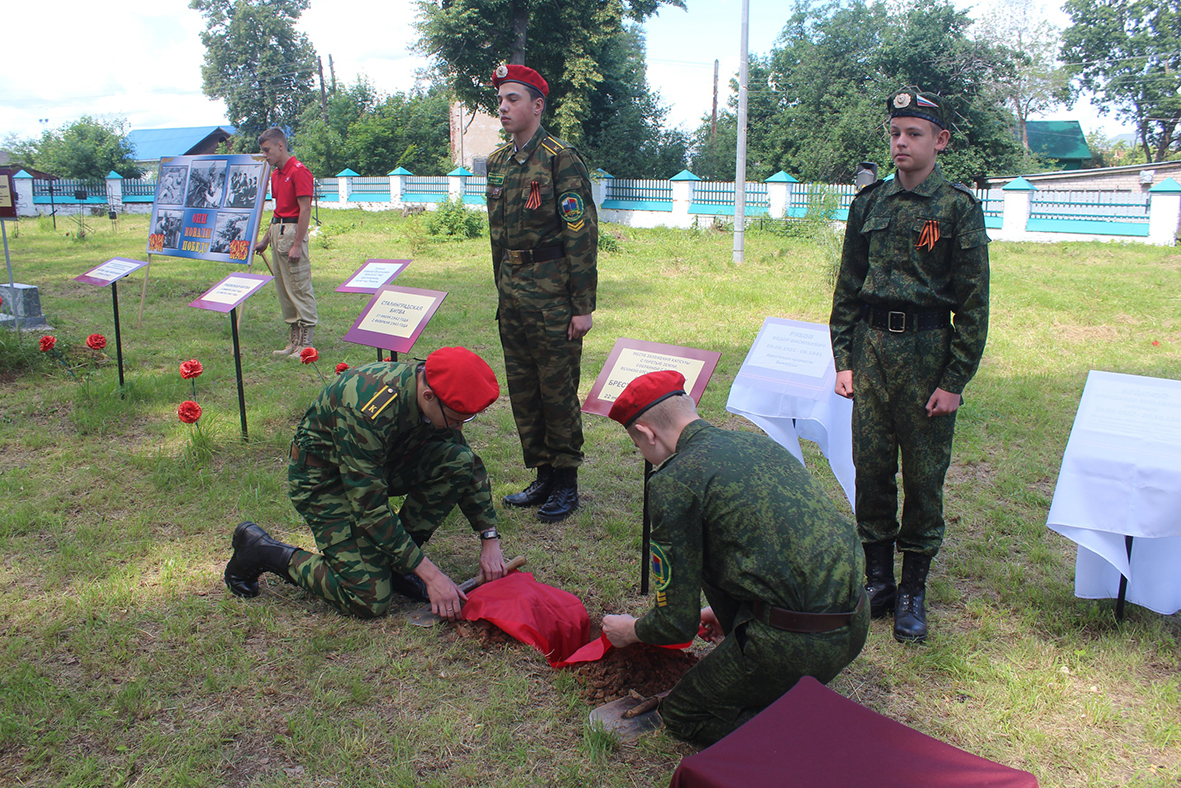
[
  {"left": 669, "top": 676, "right": 1039, "bottom": 788},
  {"left": 459, "top": 572, "right": 589, "bottom": 666}
]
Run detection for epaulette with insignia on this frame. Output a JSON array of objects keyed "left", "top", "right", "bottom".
[
  {"left": 857, "top": 179, "right": 884, "bottom": 196},
  {"left": 491, "top": 142, "right": 513, "bottom": 157},
  {"left": 359, "top": 386, "right": 399, "bottom": 421},
  {"left": 952, "top": 182, "right": 980, "bottom": 203},
  {"left": 540, "top": 136, "right": 566, "bottom": 156}
]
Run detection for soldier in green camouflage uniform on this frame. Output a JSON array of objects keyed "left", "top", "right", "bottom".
[
  {"left": 224, "top": 350, "right": 506, "bottom": 620},
  {"left": 601, "top": 371, "right": 868, "bottom": 746},
  {"left": 487, "top": 64, "right": 598, "bottom": 522},
  {"left": 829, "top": 88, "right": 989, "bottom": 643}
]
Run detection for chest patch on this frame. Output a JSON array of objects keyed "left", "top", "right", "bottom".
[
  {"left": 360, "top": 387, "right": 399, "bottom": 420},
  {"left": 488, "top": 172, "right": 505, "bottom": 186}
]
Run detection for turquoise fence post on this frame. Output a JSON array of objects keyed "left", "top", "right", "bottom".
[
  {"left": 1001, "top": 177, "right": 1036, "bottom": 242},
  {"left": 765, "top": 171, "right": 797, "bottom": 220},
  {"left": 336, "top": 168, "right": 358, "bottom": 204},
  {"left": 1148, "top": 177, "right": 1181, "bottom": 245},
  {"left": 670, "top": 169, "right": 700, "bottom": 229}
]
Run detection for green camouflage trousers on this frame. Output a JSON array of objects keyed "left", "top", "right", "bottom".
[
  {"left": 286, "top": 440, "right": 482, "bottom": 618},
  {"left": 851, "top": 322, "right": 958, "bottom": 556},
  {"left": 497, "top": 254, "right": 584, "bottom": 469},
  {"left": 662, "top": 608, "right": 869, "bottom": 746}
]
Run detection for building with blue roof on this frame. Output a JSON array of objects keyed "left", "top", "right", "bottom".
[{"left": 126, "top": 126, "right": 236, "bottom": 166}]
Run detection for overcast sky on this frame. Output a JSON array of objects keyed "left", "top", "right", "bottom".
[{"left": 1, "top": 0, "right": 1132, "bottom": 146}]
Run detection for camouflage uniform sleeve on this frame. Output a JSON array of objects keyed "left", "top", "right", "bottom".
[
  {"left": 553, "top": 148, "right": 597, "bottom": 315},
  {"left": 941, "top": 198, "right": 990, "bottom": 394},
  {"left": 336, "top": 409, "right": 424, "bottom": 573},
  {"left": 830, "top": 192, "right": 871, "bottom": 372},
  {"left": 633, "top": 475, "right": 706, "bottom": 645},
  {"left": 424, "top": 435, "right": 498, "bottom": 533}
]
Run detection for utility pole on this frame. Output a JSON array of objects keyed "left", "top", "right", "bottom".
[
  {"left": 317, "top": 57, "right": 330, "bottom": 125},
  {"left": 733, "top": 0, "right": 749, "bottom": 265},
  {"left": 710, "top": 59, "right": 719, "bottom": 143},
  {"left": 328, "top": 54, "right": 337, "bottom": 93}
]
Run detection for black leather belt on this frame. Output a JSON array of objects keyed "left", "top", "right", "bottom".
[
  {"left": 505, "top": 245, "right": 564, "bottom": 264},
  {"left": 290, "top": 443, "right": 330, "bottom": 468},
  {"left": 864, "top": 304, "right": 951, "bottom": 332},
  {"left": 752, "top": 591, "right": 866, "bottom": 634},
  {"left": 272, "top": 216, "right": 298, "bottom": 224}
]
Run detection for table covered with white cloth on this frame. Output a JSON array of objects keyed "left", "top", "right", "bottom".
[{"left": 1046, "top": 370, "right": 1181, "bottom": 615}]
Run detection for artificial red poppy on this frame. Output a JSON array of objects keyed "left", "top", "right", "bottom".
[
  {"left": 39, "top": 336, "right": 56, "bottom": 352},
  {"left": 179, "top": 359, "right": 203, "bottom": 379},
  {"left": 86, "top": 334, "right": 107, "bottom": 350},
  {"left": 335, "top": 362, "right": 349, "bottom": 375},
  {"left": 177, "top": 400, "right": 202, "bottom": 424},
  {"left": 300, "top": 347, "right": 319, "bottom": 364}
]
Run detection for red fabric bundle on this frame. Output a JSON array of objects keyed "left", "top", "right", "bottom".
[{"left": 459, "top": 572, "right": 589, "bottom": 666}]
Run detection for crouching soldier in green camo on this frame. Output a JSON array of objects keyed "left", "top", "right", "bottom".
[
  {"left": 224, "top": 347, "right": 507, "bottom": 621},
  {"left": 830, "top": 88, "right": 990, "bottom": 644},
  {"left": 600, "top": 371, "right": 868, "bottom": 746}
]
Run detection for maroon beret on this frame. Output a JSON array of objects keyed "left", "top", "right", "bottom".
[
  {"left": 608, "top": 370, "right": 687, "bottom": 427},
  {"left": 424, "top": 347, "right": 499, "bottom": 414},
  {"left": 492, "top": 64, "right": 549, "bottom": 97}
]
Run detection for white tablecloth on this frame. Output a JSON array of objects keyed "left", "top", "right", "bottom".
[
  {"left": 725, "top": 318, "right": 856, "bottom": 511},
  {"left": 1046, "top": 370, "right": 1181, "bottom": 615}
]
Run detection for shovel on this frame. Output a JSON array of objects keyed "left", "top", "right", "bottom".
[
  {"left": 588, "top": 689, "right": 668, "bottom": 741},
  {"left": 405, "top": 555, "right": 527, "bottom": 626}
]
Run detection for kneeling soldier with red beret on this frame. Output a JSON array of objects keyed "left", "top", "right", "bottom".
[
  {"left": 600, "top": 371, "right": 869, "bottom": 745},
  {"left": 225, "top": 347, "right": 506, "bottom": 620}
]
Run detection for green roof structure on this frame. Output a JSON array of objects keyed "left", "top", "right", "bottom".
[{"left": 1025, "top": 121, "right": 1092, "bottom": 170}]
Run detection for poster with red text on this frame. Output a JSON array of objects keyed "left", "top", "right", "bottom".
[{"left": 146, "top": 155, "right": 269, "bottom": 264}]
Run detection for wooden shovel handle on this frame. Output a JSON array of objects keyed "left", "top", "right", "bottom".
[{"left": 457, "top": 555, "right": 527, "bottom": 593}]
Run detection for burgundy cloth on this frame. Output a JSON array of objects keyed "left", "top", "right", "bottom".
[
  {"left": 425, "top": 346, "right": 499, "bottom": 414},
  {"left": 492, "top": 64, "right": 549, "bottom": 96},
  {"left": 669, "top": 676, "right": 1039, "bottom": 788},
  {"left": 270, "top": 155, "right": 314, "bottom": 218},
  {"left": 608, "top": 369, "right": 687, "bottom": 426},
  {"left": 459, "top": 572, "right": 588, "bottom": 666}
]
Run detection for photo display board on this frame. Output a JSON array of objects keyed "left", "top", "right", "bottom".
[
  {"left": 0, "top": 173, "right": 15, "bottom": 220},
  {"left": 583, "top": 338, "right": 722, "bottom": 416},
  {"left": 146, "top": 155, "right": 270, "bottom": 264}
]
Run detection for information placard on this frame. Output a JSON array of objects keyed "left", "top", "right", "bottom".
[
  {"left": 335, "top": 259, "right": 411, "bottom": 293},
  {"left": 583, "top": 338, "right": 721, "bottom": 416},
  {"left": 74, "top": 257, "right": 149, "bottom": 287},
  {"left": 188, "top": 273, "right": 274, "bottom": 313},
  {"left": 146, "top": 155, "right": 270, "bottom": 264},
  {"left": 0, "top": 172, "right": 15, "bottom": 220},
  {"left": 343, "top": 285, "right": 447, "bottom": 354}
]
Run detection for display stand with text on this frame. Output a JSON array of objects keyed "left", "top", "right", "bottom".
[
  {"left": 74, "top": 257, "right": 150, "bottom": 389},
  {"left": 725, "top": 317, "right": 856, "bottom": 510},
  {"left": 188, "top": 273, "right": 274, "bottom": 440},
  {"left": 583, "top": 338, "right": 721, "bottom": 594},
  {"left": 1047, "top": 370, "right": 1181, "bottom": 618},
  {"left": 342, "top": 284, "right": 446, "bottom": 360},
  {"left": 335, "top": 260, "right": 411, "bottom": 361}
]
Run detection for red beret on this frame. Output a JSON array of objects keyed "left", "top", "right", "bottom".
[
  {"left": 424, "top": 347, "right": 499, "bottom": 414},
  {"left": 608, "top": 370, "right": 687, "bottom": 427},
  {"left": 492, "top": 64, "right": 549, "bottom": 97}
]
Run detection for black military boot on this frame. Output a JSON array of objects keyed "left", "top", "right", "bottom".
[
  {"left": 224, "top": 521, "right": 298, "bottom": 598},
  {"left": 389, "top": 572, "right": 429, "bottom": 602},
  {"left": 864, "top": 540, "right": 897, "bottom": 619},
  {"left": 503, "top": 465, "right": 555, "bottom": 507},
  {"left": 894, "top": 552, "right": 932, "bottom": 644},
  {"left": 537, "top": 467, "right": 579, "bottom": 522}
]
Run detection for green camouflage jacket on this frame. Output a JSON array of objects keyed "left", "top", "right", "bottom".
[
  {"left": 634, "top": 420, "right": 864, "bottom": 646},
  {"left": 292, "top": 361, "right": 497, "bottom": 573},
  {"left": 486, "top": 125, "right": 598, "bottom": 315},
  {"left": 830, "top": 165, "right": 990, "bottom": 395}
]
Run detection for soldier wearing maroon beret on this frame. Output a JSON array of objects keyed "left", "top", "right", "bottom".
[
  {"left": 487, "top": 63, "right": 598, "bottom": 523},
  {"left": 600, "top": 371, "right": 868, "bottom": 745},
  {"left": 224, "top": 347, "right": 508, "bottom": 621}
]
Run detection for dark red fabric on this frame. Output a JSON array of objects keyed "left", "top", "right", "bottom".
[
  {"left": 270, "top": 155, "right": 314, "bottom": 218},
  {"left": 492, "top": 64, "right": 549, "bottom": 95},
  {"left": 459, "top": 572, "right": 588, "bottom": 666},
  {"left": 669, "top": 676, "right": 1038, "bottom": 788},
  {"left": 425, "top": 346, "right": 499, "bottom": 414},
  {"left": 608, "top": 370, "right": 687, "bottom": 426}
]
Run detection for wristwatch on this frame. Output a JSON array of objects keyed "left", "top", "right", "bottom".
[{"left": 479, "top": 528, "right": 500, "bottom": 541}]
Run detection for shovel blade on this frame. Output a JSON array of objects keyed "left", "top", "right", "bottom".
[
  {"left": 588, "top": 696, "right": 663, "bottom": 741},
  {"left": 406, "top": 607, "right": 443, "bottom": 627}
]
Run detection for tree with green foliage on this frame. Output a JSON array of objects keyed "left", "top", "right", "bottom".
[
  {"left": 414, "top": 0, "right": 683, "bottom": 149},
  {"left": 294, "top": 78, "right": 453, "bottom": 177},
  {"left": 1061, "top": 0, "right": 1181, "bottom": 162},
  {"left": 690, "top": 0, "right": 1031, "bottom": 185},
  {"left": 190, "top": 0, "right": 318, "bottom": 146},
  {"left": 1, "top": 116, "right": 141, "bottom": 180}
]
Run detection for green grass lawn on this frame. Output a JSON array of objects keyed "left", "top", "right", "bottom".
[{"left": 0, "top": 210, "right": 1178, "bottom": 787}]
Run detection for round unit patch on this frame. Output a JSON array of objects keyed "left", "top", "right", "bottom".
[
  {"left": 650, "top": 543, "right": 672, "bottom": 592},
  {"left": 559, "top": 191, "right": 585, "bottom": 224}
]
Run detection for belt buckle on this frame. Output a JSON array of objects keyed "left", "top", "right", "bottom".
[
  {"left": 887, "top": 311, "right": 907, "bottom": 332},
  {"left": 508, "top": 249, "right": 531, "bottom": 264}
]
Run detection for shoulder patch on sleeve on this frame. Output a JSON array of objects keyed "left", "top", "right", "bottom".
[
  {"left": 651, "top": 543, "right": 672, "bottom": 607},
  {"left": 559, "top": 191, "right": 585, "bottom": 224},
  {"left": 952, "top": 182, "right": 980, "bottom": 203},
  {"left": 359, "top": 386, "right": 399, "bottom": 420}
]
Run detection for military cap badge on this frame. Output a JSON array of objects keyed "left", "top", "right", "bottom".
[
  {"left": 495, "top": 64, "right": 508, "bottom": 79},
  {"left": 893, "top": 92, "right": 912, "bottom": 108}
]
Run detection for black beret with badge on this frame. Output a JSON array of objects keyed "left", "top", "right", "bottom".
[{"left": 887, "top": 88, "right": 947, "bottom": 130}]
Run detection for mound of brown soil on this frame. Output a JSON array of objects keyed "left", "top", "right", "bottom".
[{"left": 572, "top": 644, "right": 698, "bottom": 704}]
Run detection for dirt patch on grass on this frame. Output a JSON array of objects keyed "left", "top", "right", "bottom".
[{"left": 572, "top": 644, "right": 698, "bottom": 704}]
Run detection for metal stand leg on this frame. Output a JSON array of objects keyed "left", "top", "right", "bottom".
[
  {"left": 641, "top": 460, "right": 653, "bottom": 595},
  {"left": 111, "top": 280, "right": 125, "bottom": 392},
  {"left": 1115, "top": 535, "right": 1133, "bottom": 621},
  {"left": 230, "top": 307, "right": 248, "bottom": 441}
]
